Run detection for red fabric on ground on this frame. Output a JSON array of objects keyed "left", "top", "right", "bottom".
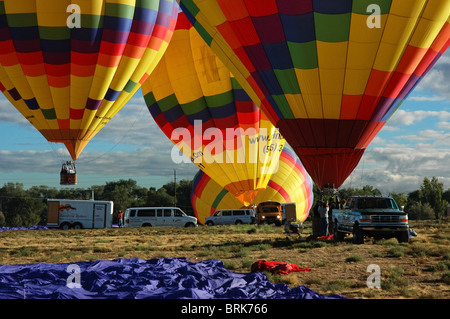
[
  {"left": 251, "top": 260, "right": 311, "bottom": 275},
  {"left": 317, "top": 234, "right": 334, "bottom": 241}
]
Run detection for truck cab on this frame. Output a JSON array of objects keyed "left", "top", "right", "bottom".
[{"left": 334, "top": 196, "right": 409, "bottom": 243}]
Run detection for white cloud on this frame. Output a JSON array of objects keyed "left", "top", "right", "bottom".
[
  {"left": 344, "top": 143, "right": 450, "bottom": 194},
  {"left": 437, "top": 121, "right": 450, "bottom": 130},
  {"left": 408, "top": 96, "right": 447, "bottom": 102},
  {"left": 0, "top": 98, "right": 30, "bottom": 126},
  {"left": 387, "top": 110, "right": 450, "bottom": 127},
  {"left": 415, "top": 52, "right": 450, "bottom": 99},
  {"left": 396, "top": 129, "right": 450, "bottom": 142}
]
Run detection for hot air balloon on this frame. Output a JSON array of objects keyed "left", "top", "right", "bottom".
[
  {"left": 142, "top": 13, "right": 285, "bottom": 205},
  {"left": 0, "top": 0, "right": 178, "bottom": 184},
  {"left": 191, "top": 145, "right": 314, "bottom": 225},
  {"left": 178, "top": 0, "right": 450, "bottom": 189}
]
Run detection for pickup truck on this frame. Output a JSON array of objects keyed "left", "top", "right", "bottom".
[{"left": 333, "top": 196, "right": 409, "bottom": 244}]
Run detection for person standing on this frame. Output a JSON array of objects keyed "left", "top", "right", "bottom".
[
  {"left": 312, "top": 200, "right": 322, "bottom": 237},
  {"left": 118, "top": 210, "right": 124, "bottom": 228},
  {"left": 318, "top": 201, "right": 329, "bottom": 236},
  {"left": 328, "top": 199, "right": 336, "bottom": 235}
]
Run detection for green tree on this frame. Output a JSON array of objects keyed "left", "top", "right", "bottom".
[
  {"left": 443, "top": 188, "right": 450, "bottom": 203},
  {"left": 146, "top": 187, "right": 173, "bottom": 207},
  {"left": 407, "top": 202, "right": 435, "bottom": 220},
  {"left": 0, "top": 183, "right": 43, "bottom": 226},
  {"left": 390, "top": 192, "right": 408, "bottom": 209},
  {"left": 175, "top": 179, "right": 194, "bottom": 216},
  {"left": 419, "top": 177, "right": 448, "bottom": 220},
  {"left": 28, "top": 185, "right": 59, "bottom": 223},
  {"left": 156, "top": 179, "right": 195, "bottom": 215},
  {"left": 100, "top": 179, "right": 148, "bottom": 212}
]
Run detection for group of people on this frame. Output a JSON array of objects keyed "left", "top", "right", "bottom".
[{"left": 314, "top": 198, "right": 345, "bottom": 237}]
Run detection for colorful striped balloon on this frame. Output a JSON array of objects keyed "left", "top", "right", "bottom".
[
  {"left": 0, "top": 0, "right": 178, "bottom": 160},
  {"left": 179, "top": 0, "right": 450, "bottom": 189},
  {"left": 142, "top": 13, "right": 285, "bottom": 206},
  {"left": 191, "top": 145, "right": 314, "bottom": 225}
]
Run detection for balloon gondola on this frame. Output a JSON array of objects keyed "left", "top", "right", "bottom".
[{"left": 60, "top": 161, "right": 77, "bottom": 186}]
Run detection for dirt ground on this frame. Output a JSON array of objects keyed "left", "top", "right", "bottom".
[{"left": 0, "top": 219, "right": 449, "bottom": 299}]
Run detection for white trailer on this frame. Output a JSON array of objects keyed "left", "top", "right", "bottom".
[
  {"left": 281, "top": 202, "right": 296, "bottom": 221},
  {"left": 47, "top": 199, "right": 114, "bottom": 230}
]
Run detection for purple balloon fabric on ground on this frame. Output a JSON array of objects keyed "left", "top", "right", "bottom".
[
  {"left": 0, "top": 258, "right": 346, "bottom": 299},
  {"left": 0, "top": 226, "right": 48, "bottom": 232}
]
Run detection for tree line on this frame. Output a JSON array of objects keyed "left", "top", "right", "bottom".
[
  {"left": 0, "top": 177, "right": 448, "bottom": 227},
  {"left": 0, "top": 179, "right": 193, "bottom": 227}
]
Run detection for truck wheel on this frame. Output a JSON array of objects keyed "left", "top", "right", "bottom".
[
  {"left": 235, "top": 220, "right": 242, "bottom": 225},
  {"left": 352, "top": 224, "right": 364, "bottom": 244},
  {"left": 397, "top": 230, "right": 409, "bottom": 243},
  {"left": 142, "top": 223, "right": 152, "bottom": 227},
  {"left": 185, "top": 222, "right": 195, "bottom": 227},
  {"left": 334, "top": 220, "right": 345, "bottom": 241},
  {"left": 206, "top": 221, "right": 214, "bottom": 226}
]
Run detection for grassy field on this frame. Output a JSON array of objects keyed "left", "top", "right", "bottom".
[{"left": 0, "top": 220, "right": 449, "bottom": 299}]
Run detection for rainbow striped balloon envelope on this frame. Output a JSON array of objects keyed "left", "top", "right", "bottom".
[
  {"left": 191, "top": 145, "right": 314, "bottom": 225},
  {"left": 0, "top": 0, "right": 178, "bottom": 160},
  {"left": 179, "top": 0, "right": 450, "bottom": 189},
  {"left": 142, "top": 13, "right": 285, "bottom": 206}
]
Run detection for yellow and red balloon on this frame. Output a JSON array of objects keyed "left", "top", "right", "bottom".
[
  {"left": 191, "top": 145, "right": 314, "bottom": 225},
  {"left": 178, "top": 0, "right": 450, "bottom": 189}
]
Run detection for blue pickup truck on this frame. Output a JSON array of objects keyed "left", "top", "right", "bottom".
[{"left": 333, "top": 196, "right": 409, "bottom": 244}]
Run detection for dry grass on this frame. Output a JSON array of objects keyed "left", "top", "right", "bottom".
[{"left": 0, "top": 220, "right": 449, "bottom": 299}]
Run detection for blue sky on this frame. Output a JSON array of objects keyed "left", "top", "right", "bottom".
[{"left": 1, "top": 50, "right": 449, "bottom": 195}]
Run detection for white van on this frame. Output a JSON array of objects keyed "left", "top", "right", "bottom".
[
  {"left": 124, "top": 207, "right": 197, "bottom": 228},
  {"left": 205, "top": 209, "right": 255, "bottom": 226}
]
